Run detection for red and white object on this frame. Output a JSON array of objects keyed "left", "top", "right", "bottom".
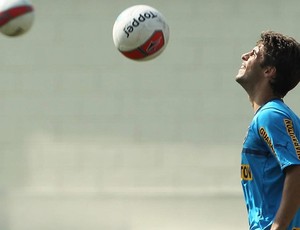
[
  {"left": 0, "top": 0, "right": 34, "bottom": 37},
  {"left": 113, "top": 5, "right": 170, "bottom": 61}
]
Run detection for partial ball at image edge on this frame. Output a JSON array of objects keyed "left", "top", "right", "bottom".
[{"left": 0, "top": 0, "right": 34, "bottom": 37}]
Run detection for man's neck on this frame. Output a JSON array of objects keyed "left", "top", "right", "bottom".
[{"left": 250, "top": 95, "right": 281, "bottom": 114}]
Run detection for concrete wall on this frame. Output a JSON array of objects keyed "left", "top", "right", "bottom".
[{"left": 1, "top": 0, "right": 300, "bottom": 229}]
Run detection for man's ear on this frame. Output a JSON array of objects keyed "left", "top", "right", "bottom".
[{"left": 264, "top": 66, "right": 277, "bottom": 79}]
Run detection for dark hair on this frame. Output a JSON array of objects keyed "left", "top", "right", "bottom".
[{"left": 257, "top": 31, "right": 300, "bottom": 97}]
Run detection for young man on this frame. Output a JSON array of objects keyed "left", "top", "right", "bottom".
[{"left": 236, "top": 31, "right": 300, "bottom": 230}]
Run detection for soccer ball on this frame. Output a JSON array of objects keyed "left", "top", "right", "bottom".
[
  {"left": 112, "top": 5, "right": 170, "bottom": 61},
  {"left": 0, "top": 0, "right": 34, "bottom": 37}
]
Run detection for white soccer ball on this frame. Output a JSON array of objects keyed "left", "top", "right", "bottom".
[
  {"left": 0, "top": 0, "right": 34, "bottom": 37},
  {"left": 112, "top": 5, "right": 170, "bottom": 61}
]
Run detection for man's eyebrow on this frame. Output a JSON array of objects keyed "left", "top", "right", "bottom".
[{"left": 253, "top": 47, "right": 259, "bottom": 54}]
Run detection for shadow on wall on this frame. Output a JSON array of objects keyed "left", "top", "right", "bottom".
[{"left": 0, "top": 191, "right": 9, "bottom": 230}]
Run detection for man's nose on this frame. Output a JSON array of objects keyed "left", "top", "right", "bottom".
[{"left": 241, "top": 52, "right": 250, "bottom": 61}]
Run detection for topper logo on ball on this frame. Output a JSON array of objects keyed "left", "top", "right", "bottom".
[{"left": 123, "top": 11, "right": 158, "bottom": 38}]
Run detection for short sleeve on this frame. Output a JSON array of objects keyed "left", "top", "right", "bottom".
[{"left": 256, "top": 108, "right": 300, "bottom": 169}]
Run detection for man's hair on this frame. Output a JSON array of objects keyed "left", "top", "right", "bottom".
[{"left": 257, "top": 31, "right": 300, "bottom": 97}]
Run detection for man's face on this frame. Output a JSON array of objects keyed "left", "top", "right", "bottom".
[{"left": 236, "top": 45, "right": 265, "bottom": 88}]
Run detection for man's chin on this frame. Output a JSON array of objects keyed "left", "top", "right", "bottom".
[{"left": 235, "top": 75, "right": 243, "bottom": 83}]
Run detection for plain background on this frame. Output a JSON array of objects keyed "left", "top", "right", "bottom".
[{"left": 1, "top": 0, "right": 300, "bottom": 229}]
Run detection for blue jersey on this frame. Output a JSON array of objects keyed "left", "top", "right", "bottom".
[{"left": 241, "top": 99, "right": 300, "bottom": 230}]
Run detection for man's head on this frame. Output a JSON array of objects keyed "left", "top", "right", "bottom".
[
  {"left": 258, "top": 31, "right": 300, "bottom": 97},
  {"left": 236, "top": 31, "right": 300, "bottom": 98}
]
